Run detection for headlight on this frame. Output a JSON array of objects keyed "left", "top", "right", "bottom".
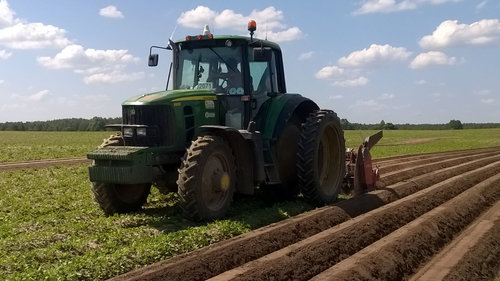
[
  {"left": 123, "top": 127, "right": 134, "bottom": 137},
  {"left": 136, "top": 128, "right": 147, "bottom": 136}
]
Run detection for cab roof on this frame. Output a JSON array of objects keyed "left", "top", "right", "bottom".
[{"left": 175, "top": 35, "right": 281, "bottom": 51}]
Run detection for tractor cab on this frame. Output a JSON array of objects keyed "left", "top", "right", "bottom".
[{"left": 149, "top": 23, "right": 286, "bottom": 129}]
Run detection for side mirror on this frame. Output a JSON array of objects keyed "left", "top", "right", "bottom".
[
  {"left": 253, "top": 47, "right": 272, "bottom": 62},
  {"left": 148, "top": 54, "right": 159, "bottom": 67}
]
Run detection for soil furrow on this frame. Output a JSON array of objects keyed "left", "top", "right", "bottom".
[
  {"left": 209, "top": 161, "right": 500, "bottom": 281},
  {"left": 109, "top": 147, "right": 500, "bottom": 281},
  {"left": 375, "top": 149, "right": 499, "bottom": 174},
  {"left": 410, "top": 201, "right": 500, "bottom": 281},
  {"left": 313, "top": 173, "right": 500, "bottom": 281},
  {"left": 374, "top": 146, "right": 500, "bottom": 164},
  {"left": 376, "top": 152, "right": 500, "bottom": 187}
]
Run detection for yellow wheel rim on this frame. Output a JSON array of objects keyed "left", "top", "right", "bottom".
[{"left": 220, "top": 172, "right": 230, "bottom": 191}]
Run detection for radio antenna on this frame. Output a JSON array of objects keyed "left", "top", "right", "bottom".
[
  {"left": 265, "top": 22, "right": 268, "bottom": 40},
  {"left": 169, "top": 24, "right": 178, "bottom": 43}
]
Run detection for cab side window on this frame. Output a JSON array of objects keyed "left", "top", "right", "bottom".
[{"left": 249, "top": 51, "right": 279, "bottom": 96}]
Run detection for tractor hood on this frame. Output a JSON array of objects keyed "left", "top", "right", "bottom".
[{"left": 122, "top": 89, "right": 217, "bottom": 106}]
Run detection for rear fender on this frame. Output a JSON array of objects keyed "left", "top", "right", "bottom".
[{"left": 255, "top": 94, "right": 319, "bottom": 139}]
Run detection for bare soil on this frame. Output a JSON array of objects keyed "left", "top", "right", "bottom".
[
  {"left": 0, "top": 157, "right": 89, "bottom": 171},
  {"left": 108, "top": 147, "right": 500, "bottom": 281},
  {"left": 377, "top": 137, "right": 446, "bottom": 146},
  {"left": 410, "top": 201, "right": 500, "bottom": 281}
]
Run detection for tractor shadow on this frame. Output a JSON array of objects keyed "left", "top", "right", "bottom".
[
  {"left": 134, "top": 188, "right": 319, "bottom": 234},
  {"left": 334, "top": 191, "right": 389, "bottom": 218},
  {"left": 133, "top": 187, "right": 388, "bottom": 235},
  {"left": 119, "top": 192, "right": 200, "bottom": 233}
]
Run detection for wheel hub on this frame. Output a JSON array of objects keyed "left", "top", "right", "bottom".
[{"left": 211, "top": 170, "right": 230, "bottom": 192}]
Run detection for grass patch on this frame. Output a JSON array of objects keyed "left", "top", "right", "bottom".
[
  {"left": 2, "top": 129, "right": 499, "bottom": 162},
  {"left": 0, "top": 165, "right": 313, "bottom": 280},
  {"left": 0, "top": 131, "right": 110, "bottom": 162},
  {"left": 2, "top": 129, "right": 500, "bottom": 279}
]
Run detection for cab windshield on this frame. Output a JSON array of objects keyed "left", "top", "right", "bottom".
[{"left": 174, "top": 46, "right": 243, "bottom": 94}]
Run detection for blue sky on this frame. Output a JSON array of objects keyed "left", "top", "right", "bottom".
[{"left": 0, "top": 0, "right": 499, "bottom": 123}]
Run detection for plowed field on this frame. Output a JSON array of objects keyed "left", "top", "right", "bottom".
[{"left": 110, "top": 147, "right": 500, "bottom": 281}]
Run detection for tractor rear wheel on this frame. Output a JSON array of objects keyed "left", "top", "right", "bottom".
[
  {"left": 177, "top": 135, "right": 236, "bottom": 221},
  {"left": 92, "top": 182, "right": 151, "bottom": 215},
  {"left": 297, "top": 110, "right": 345, "bottom": 204},
  {"left": 91, "top": 133, "right": 151, "bottom": 215},
  {"left": 276, "top": 115, "right": 302, "bottom": 197}
]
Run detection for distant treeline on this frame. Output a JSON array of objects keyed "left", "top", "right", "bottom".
[
  {"left": 341, "top": 119, "right": 500, "bottom": 130},
  {"left": 0, "top": 117, "right": 122, "bottom": 131},
  {"left": 0, "top": 117, "right": 499, "bottom": 131}
]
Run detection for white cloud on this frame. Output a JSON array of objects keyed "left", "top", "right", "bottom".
[
  {"left": 0, "top": 0, "right": 70, "bottom": 49},
  {"left": 333, "top": 76, "right": 369, "bottom": 87},
  {"left": 410, "top": 51, "right": 457, "bottom": 69},
  {"left": 329, "top": 95, "right": 343, "bottom": 100},
  {"left": 265, "top": 27, "right": 303, "bottom": 42},
  {"left": 476, "top": 1, "right": 487, "bottom": 11},
  {"left": 0, "top": 48, "right": 10, "bottom": 59},
  {"left": 80, "top": 94, "right": 112, "bottom": 103},
  {"left": 338, "top": 44, "right": 412, "bottom": 68},
  {"left": 99, "top": 5, "right": 124, "bottom": 19},
  {"left": 431, "top": 92, "right": 442, "bottom": 102},
  {"left": 0, "top": 0, "right": 16, "bottom": 28},
  {"left": 350, "top": 99, "right": 385, "bottom": 112},
  {"left": 415, "top": 79, "right": 427, "bottom": 85},
  {"left": 27, "top": 89, "right": 50, "bottom": 101},
  {"left": 354, "top": 0, "right": 417, "bottom": 15},
  {"left": 298, "top": 51, "right": 315, "bottom": 61},
  {"left": 419, "top": 19, "right": 500, "bottom": 49},
  {"left": 380, "top": 93, "right": 395, "bottom": 100},
  {"left": 9, "top": 89, "right": 50, "bottom": 102},
  {"left": 38, "top": 44, "right": 142, "bottom": 84},
  {"left": 317, "top": 44, "right": 411, "bottom": 88},
  {"left": 425, "top": 0, "right": 462, "bottom": 4},
  {"left": 0, "top": 22, "right": 70, "bottom": 49},
  {"left": 474, "top": 89, "right": 491, "bottom": 96},
  {"left": 315, "top": 65, "right": 344, "bottom": 80},
  {"left": 177, "top": 6, "right": 301, "bottom": 42},
  {"left": 354, "top": 0, "right": 462, "bottom": 15},
  {"left": 178, "top": 6, "right": 217, "bottom": 28},
  {"left": 213, "top": 9, "right": 247, "bottom": 28},
  {"left": 38, "top": 44, "right": 139, "bottom": 69},
  {"left": 84, "top": 71, "right": 144, "bottom": 84},
  {"left": 315, "top": 65, "right": 368, "bottom": 87},
  {"left": 248, "top": 7, "right": 285, "bottom": 30},
  {"left": 480, "top": 98, "right": 495, "bottom": 104}
]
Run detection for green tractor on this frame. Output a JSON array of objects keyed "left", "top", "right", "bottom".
[{"left": 88, "top": 21, "right": 347, "bottom": 221}]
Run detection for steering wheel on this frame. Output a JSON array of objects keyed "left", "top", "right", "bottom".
[{"left": 213, "top": 73, "right": 230, "bottom": 91}]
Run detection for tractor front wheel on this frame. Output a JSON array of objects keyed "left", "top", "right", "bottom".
[
  {"left": 177, "top": 135, "right": 236, "bottom": 221},
  {"left": 297, "top": 110, "right": 345, "bottom": 204},
  {"left": 92, "top": 182, "right": 151, "bottom": 215},
  {"left": 92, "top": 133, "right": 151, "bottom": 215}
]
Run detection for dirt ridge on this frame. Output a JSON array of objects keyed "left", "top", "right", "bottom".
[
  {"left": 312, "top": 173, "right": 500, "bottom": 281},
  {"left": 110, "top": 147, "right": 500, "bottom": 281},
  {"left": 0, "top": 157, "right": 89, "bottom": 171}
]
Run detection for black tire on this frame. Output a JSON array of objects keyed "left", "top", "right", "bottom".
[
  {"left": 276, "top": 115, "right": 302, "bottom": 197},
  {"left": 177, "top": 135, "right": 236, "bottom": 221},
  {"left": 92, "top": 182, "right": 151, "bottom": 215},
  {"left": 92, "top": 133, "right": 151, "bottom": 215},
  {"left": 297, "top": 110, "right": 346, "bottom": 204}
]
